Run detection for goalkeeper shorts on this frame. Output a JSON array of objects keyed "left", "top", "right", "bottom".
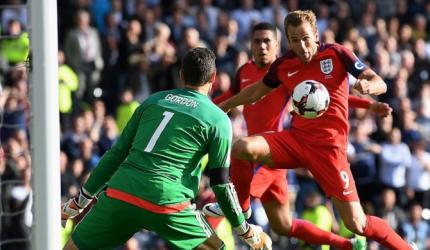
[{"left": 72, "top": 192, "right": 222, "bottom": 249}]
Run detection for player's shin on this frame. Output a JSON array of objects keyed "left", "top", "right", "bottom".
[{"left": 229, "top": 157, "right": 254, "bottom": 212}]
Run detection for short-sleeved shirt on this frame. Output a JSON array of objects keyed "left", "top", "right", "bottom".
[
  {"left": 263, "top": 43, "right": 367, "bottom": 149},
  {"left": 234, "top": 61, "right": 290, "bottom": 134},
  {"left": 84, "top": 88, "right": 232, "bottom": 205}
]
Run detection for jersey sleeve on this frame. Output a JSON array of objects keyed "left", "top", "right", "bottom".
[
  {"left": 348, "top": 95, "right": 372, "bottom": 109},
  {"left": 262, "top": 57, "right": 283, "bottom": 88},
  {"left": 206, "top": 115, "right": 232, "bottom": 170},
  {"left": 83, "top": 104, "right": 145, "bottom": 195},
  {"left": 332, "top": 43, "right": 368, "bottom": 78},
  {"left": 212, "top": 89, "right": 235, "bottom": 105}
]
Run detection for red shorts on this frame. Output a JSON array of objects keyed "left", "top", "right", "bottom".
[
  {"left": 262, "top": 130, "right": 359, "bottom": 202},
  {"left": 250, "top": 165, "right": 288, "bottom": 204},
  {"left": 230, "top": 157, "right": 288, "bottom": 210}
]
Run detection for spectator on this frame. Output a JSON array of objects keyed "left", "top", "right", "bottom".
[
  {"left": 0, "top": 166, "right": 32, "bottom": 250},
  {"left": 63, "top": 9, "right": 104, "bottom": 102},
  {"left": 349, "top": 118, "right": 381, "bottom": 204},
  {"left": 115, "top": 88, "right": 139, "bottom": 133},
  {"left": 61, "top": 114, "right": 88, "bottom": 160},
  {"left": 375, "top": 188, "right": 407, "bottom": 231},
  {"left": 300, "top": 190, "right": 333, "bottom": 250},
  {"left": 261, "top": 0, "right": 288, "bottom": 26},
  {"left": 60, "top": 151, "right": 78, "bottom": 199},
  {"left": 58, "top": 50, "right": 79, "bottom": 131},
  {"left": 1, "top": 0, "right": 27, "bottom": 30},
  {"left": 380, "top": 127, "right": 412, "bottom": 208},
  {"left": 0, "top": 88, "right": 27, "bottom": 143},
  {"left": 177, "top": 27, "right": 208, "bottom": 61},
  {"left": 190, "top": 0, "right": 220, "bottom": 42},
  {"left": 79, "top": 138, "right": 100, "bottom": 171},
  {"left": 213, "top": 31, "right": 239, "bottom": 77},
  {"left": 407, "top": 137, "right": 430, "bottom": 209},
  {"left": 0, "top": 19, "right": 29, "bottom": 66},
  {"left": 98, "top": 115, "right": 118, "bottom": 155},
  {"left": 164, "top": 3, "right": 195, "bottom": 44},
  {"left": 231, "top": 0, "right": 262, "bottom": 42},
  {"left": 399, "top": 203, "right": 430, "bottom": 249}
]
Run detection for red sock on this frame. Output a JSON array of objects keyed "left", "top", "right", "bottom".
[
  {"left": 362, "top": 215, "right": 410, "bottom": 250},
  {"left": 229, "top": 157, "right": 254, "bottom": 211},
  {"left": 289, "top": 219, "right": 352, "bottom": 250}
]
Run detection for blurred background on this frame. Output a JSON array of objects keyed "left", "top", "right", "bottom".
[{"left": 0, "top": 0, "right": 430, "bottom": 249}]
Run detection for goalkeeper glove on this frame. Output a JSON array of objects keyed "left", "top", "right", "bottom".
[
  {"left": 235, "top": 223, "right": 272, "bottom": 250},
  {"left": 61, "top": 187, "right": 93, "bottom": 226}
]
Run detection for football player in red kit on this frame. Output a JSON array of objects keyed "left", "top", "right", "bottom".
[
  {"left": 205, "top": 22, "right": 392, "bottom": 250},
  {"left": 215, "top": 11, "right": 415, "bottom": 250}
]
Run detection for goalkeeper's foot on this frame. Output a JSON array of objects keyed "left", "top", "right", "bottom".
[{"left": 202, "top": 202, "right": 252, "bottom": 219}]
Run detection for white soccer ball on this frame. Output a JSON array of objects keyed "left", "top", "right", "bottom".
[{"left": 292, "top": 80, "right": 330, "bottom": 119}]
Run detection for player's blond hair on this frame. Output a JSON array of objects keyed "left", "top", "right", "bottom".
[{"left": 284, "top": 10, "right": 317, "bottom": 38}]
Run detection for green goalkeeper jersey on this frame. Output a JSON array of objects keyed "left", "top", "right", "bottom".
[{"left": 84, "top": 88, "right": 232, "bottom": 205}]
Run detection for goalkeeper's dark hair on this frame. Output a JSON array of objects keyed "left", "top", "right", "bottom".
[
  {"left": 252, "top": 22, "right": 277, "bottom": 37},
  {"left": 181, "top": 47, "right": 216, "bottom": 86}
]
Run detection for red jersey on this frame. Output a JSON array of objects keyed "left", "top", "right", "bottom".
[
  {"left": 263, "top": 43, "right": 368, "bottom": 148},
  {"left": 214, "top": 61, "right": 290, "bottom": 135}
]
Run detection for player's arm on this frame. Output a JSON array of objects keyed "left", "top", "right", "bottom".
[
  {"left": 62, "top": 105, "right": 144, "bottom": 223},
  {"left": 218, "top": 80, "right": 272, "bottom": 112},
  {"left": 212, "top": 69, "right": 242, "bottom": 105},
  {"left": 206, "top": 117, "right": 245, "bottom": 228},
  {"left": 335, "top": 43, "right": 387, "bottom": 96},
  {"left": 353, "top": 68, "right": 387, "bottom": 96},
  {"left": 348, "top": 95, "right": 392, "bottom": 117},
  {"left": 212, "top": 89, "right": 235, "bottom": 105},
  {"left": 207, "top": 116, "right": 271, "bottom": 249},
  {"left": 83, "top": 105, "right": 144, "bottom": 195}
]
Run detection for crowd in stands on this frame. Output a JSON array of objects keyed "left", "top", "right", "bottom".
[{"left": 1, "top": 0, "right": 430, "bottom": 249}]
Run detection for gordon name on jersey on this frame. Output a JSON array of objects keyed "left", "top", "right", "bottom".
[{"left": 165, "top": 94, "right": 199, "bottom": 108}]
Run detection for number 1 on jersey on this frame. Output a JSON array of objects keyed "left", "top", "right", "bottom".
[{"left": 144, "top": 111, "right": 174, "bottom": 152}]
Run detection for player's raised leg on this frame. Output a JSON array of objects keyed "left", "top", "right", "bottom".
[
  {"left": 229, "top": 157, "right": 255, "bottom": 213},
  {"left": 232, "top": 135, "right": 273, "bottom": 166},
  {"left": 231, "top": 133, "right": 360, "bottom": 250}
]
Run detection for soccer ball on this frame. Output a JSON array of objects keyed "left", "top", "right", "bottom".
[{"left": 292, "top": 80, "right": 330, "bottom": 119}]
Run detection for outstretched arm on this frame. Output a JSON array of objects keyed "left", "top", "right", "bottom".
[
  {"left": 348, "top": 95, "right": 392, "bottom": 117},
  {"left": 218, "top": 80, "right": 273, "bottom": 112},
  {"left": 353, "top": 68, "right": 387, "bottom": 96}
]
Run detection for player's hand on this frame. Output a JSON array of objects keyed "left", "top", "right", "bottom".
[
  {"left": 239, "top": 224, "right": 272, "bottom": 250},
  {"left": 368, "top": 102, "right": 392, "bottom": 117},
  {"left": 353, "top": 79, "right": 371, "bottom": 95},
  {"left": 61, "top": 188, "right": 93, "bottom": 227}
]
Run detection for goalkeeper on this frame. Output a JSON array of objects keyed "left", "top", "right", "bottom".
[{"left": 62, "top": 48, "right": 271, "bottom": 250}]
